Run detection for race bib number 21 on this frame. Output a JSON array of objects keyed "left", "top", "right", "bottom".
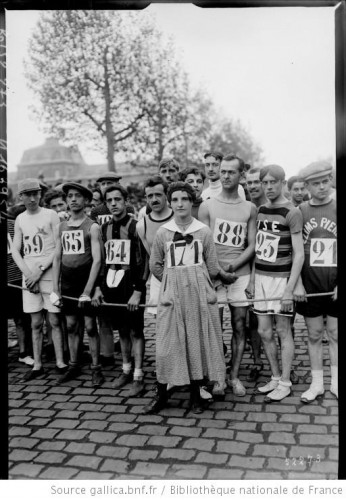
[{"left": 310, "top": 238, "right": 337, "bottom": 267}]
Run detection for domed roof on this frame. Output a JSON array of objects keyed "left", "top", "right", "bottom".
[{"left": 19, "top": 137, "right": 86, "bottom": 166}]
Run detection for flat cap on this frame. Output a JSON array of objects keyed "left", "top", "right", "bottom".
[
  {"left": 62, "top": 182, "right": 93, "bottom": 202},
  {"left": 96, "top": 172, "right": 122, "bottom": 183},
  {"left": 299, "top": 161, "right": 333, "bottom": 181},
  {"left": 18, "top": 178, "right": 41, "bottom": 194}
]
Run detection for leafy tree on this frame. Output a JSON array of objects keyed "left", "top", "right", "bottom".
[{"left": 25, "top": 10, "right": 157, "bottom": 171}]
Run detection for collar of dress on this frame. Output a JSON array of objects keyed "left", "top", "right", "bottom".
[{"left": 162, "top": 217, "right": 206, "bottom": 235}]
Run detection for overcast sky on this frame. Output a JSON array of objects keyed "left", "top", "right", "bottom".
[{"left": 6, "top": 5, "right": 336, "bottom": 177}]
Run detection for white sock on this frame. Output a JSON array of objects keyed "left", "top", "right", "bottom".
[
  {"left": 134, "top": 368, "right": 144, "bottom": 380},
  {"left": 123, "top": 363, "right": 132, "bottom": 374},
  {"left": 311, "top": 370, "right": 324, "bottom": 390}
]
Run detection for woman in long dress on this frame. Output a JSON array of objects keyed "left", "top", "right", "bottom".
[{"left": 144, "top": 182, "right": 237, "bottom": 414}]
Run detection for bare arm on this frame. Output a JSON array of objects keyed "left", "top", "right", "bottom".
[
  {"left": 149, "top": 230, "right": 165, "bottom": 282},
  {"left": 136, "top": 218, "right": 150, "bottom": 255},
  {"left": 11, "top": 217, "right": 32, "bottom": 278},
  {"left": 281, "top": 231, "right": 305, "bottom": 312},
  {"left": 198, "top": 201, "right": 211, "bottom": 228},
  {"left": 81, "top": 224, "right": 102, "bottom": 298},
  {"left": 52, "top": 230, "right": 62, "bottom": 296},
  {"left": 228, "top": 203, "right": 257, "bottom": 272}
]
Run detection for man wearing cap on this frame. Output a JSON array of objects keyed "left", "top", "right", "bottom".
[
  {"left": 202, "top": 151, "right": 246, "bottom": 201},
  {"left": 12, "top": 178, "right": 67, "bottom": 380},
  {"left": 52, "top": 182, "right": 104, "bottom": 387},
  {"left": 294, "top": 161, "right": 337, "bottom": 403}
]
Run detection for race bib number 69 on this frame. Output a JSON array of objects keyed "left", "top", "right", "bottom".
[
  {"left": 255, "top": 230, "right": 280, "bottom": 263},
  {"left": 167, "top": 240, "right": 203, "bottom": 268},
  {"left": 213, "top": 218, "right": 247, "bottom": 248},
  {"left": 310, "top": 238, "right": 337, "bottom": 267},
  {"left": 61, "top": 230, "right": 85, "bottom": 255},
  {"left": 105, "top": 239, "right": 131, "bottom": 265}
]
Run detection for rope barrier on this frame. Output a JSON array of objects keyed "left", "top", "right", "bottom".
[{"left": 7, "top": 282, "right": 335, "bottom": 308}]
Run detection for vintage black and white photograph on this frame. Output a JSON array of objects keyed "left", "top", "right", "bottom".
[{"left": 5, "top": 2, "right": 339, "bottom": 483}]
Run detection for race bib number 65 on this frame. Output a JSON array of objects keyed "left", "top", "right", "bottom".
[
  {"left": 167, "top": 240, "right": 203, "bottom": 268},
  {"left": 24, "top": 234, "right": 44, "bottom": 256},
  {"left": 61, "top": 231, "right": 85, "bottom": 255},
  {"left": 256, "top": 230, "right": 280, "bottom": 263},
  {"left": 310, "top": 238, "right": 337, "bottom": 267},
  {"left": 105, "top": 239, "right": 131, "bottom": 265},
  {"left": 213, "top": 218, "right": 247, "bottom": 248}
]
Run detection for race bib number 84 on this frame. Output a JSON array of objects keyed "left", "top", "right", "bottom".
[
  {"left": 310, "top": 238, "right": 337, "bottom": 267},
  {"left": 105, "top": 239, "right": 131, "bottom": 265},
  {"left": 24, "top": 234, "right": 44, "bottom": 256},
  {"left": 214, "top": 218, "right": 246, "bottom": 248},
  {"left": 256, "top": 230, "right": 280, "bottom": 263},
  {"left": 62, "top": 231, "right": 85, "bottom": 255},
  {"left": 167, "top": 240, "right": 203, "bottom": 268}
]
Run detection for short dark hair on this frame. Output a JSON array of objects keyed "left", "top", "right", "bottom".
[
  {"left": 179, "top": 167, "right": 206, "bottom": 182},
  {"left": 203, "top": 151, "right": 223, "bottom": 162},
  {"left": 260, "top": 164, "right": 286, "bottom": 182},
  {"left": 144, "top": 175, "right": 169, "bottom": 194},
  {"left": 104, "top": 184, "right": 128, "bottom": 201},
  {"left": 222, "top": 154, "right": 245, "bottom": 173},
  {"left": 287, "top": 176, "right": 305, "bottom": 190},
  {"left": 158, "top": 158, "right": 180, "bottom": 172},
  {"left": 167, "top": 181, "right": 196, "bottom": 204},
  {"left": 246, "top": 167, "right": 261, "bottom": 176},
  {"left": 43, "top": 189, "right": 66, "bottom": 207}
]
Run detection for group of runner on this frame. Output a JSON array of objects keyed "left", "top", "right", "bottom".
[{"left": 8, "top": 152, "right": 337, "bottom": 415}]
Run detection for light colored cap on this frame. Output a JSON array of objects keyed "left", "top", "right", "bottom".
[
  {"left": 299, "top": 161, "right": 333, "bottom": 181},
  {"left": 18, "top": 178, "right": 41, "bottom": 194}
]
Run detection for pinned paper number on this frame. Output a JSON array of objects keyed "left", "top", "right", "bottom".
[
  {"left": 105, "top": 239, "right": 130, "bottom": 265},
  {"left": 167, "top": 240, "right": 203, "bottom": 268},
  {"left": 255, "top": 230, "right": 280, "bottom": 262},
  {"left": 7, "top": 232, "right": 12, "bottom": 254},
  {"left": 61, "top": 231, "right": 85, "bottom": 255},
  {"left": 213, "top": 218, "right": 247, "bottom": 248},
  {"left": 310, "top": 238, "right": 337, "bottom": 267},
  {"left": 23, "top": 234, "right": 44, "bottom": 256},
  {"left": 98, "top": 214, "right": 112, "bottom": 225}
]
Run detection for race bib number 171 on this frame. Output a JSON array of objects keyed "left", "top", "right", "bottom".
[{"left": 167, "top": 240, "right": 203, "bottom": 268}]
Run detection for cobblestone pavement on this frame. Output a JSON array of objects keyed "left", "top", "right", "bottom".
[{"left": 8, "top": 310, "right": 338, "bottom": 480}]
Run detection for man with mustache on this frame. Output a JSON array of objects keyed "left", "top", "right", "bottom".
[{"left": 136, "top": 176, "right": 174, "bottom": 316}]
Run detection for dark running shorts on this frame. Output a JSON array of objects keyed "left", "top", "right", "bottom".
[{"left": 296, "top": 296, "right": 338, "bottom": 318}]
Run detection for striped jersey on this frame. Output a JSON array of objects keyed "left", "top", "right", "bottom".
[
  {"left": 7, "top": 218, "right": 22, "bottom": 283},
  {"left": 255, "top": 201, "right": 303, "bottom": 278}
]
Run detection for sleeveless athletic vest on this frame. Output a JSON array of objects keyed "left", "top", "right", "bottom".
[
  {"left": 206, "top": 197, "right": 252, "bottom": 276},
  {"left": 59, "top": 217, "right": 95, "bottom": 269},
  {"left": 299, "top": 199, "right": 337, "bottom": 293},
  {"left": 142, "top": 211, "right": 174, "bottom": 254}
]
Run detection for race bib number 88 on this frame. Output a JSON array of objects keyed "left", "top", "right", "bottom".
[
  {"left": 105, "top": 239, "right": 131, "bottom": 265},
  {"left": 24, "top": 234, "right": 44, "bottom": 256},
  {"left": 310, "top": 238, "right": 337, "bottom": 267},
  {"left": 167, "top": 240, "right": 203, "bottom": 268},
  {"left": 214, "top": 218, "right": 246, "bottom": 248},
  {"left": 61, "top": 231, "right": 85, "bottom": 255},
  {"left": 256, "top": 230, "right": 280, "bottom": 262}
]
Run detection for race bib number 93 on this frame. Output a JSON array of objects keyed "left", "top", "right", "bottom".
[
  {"left": 105, "top": 239, "right": 131, "bottom": 265},
  {"left": 310, "top": 238, "right": 337, "bottom": 267},
  {"left": 167, "top": 240, "right": 203, "bottom": 268},
  {"left": 61, "top": 231, "right": 85, "bottom": 255},
  {"left": 256, "top": 230, "right": 280, "bottom": 263}
]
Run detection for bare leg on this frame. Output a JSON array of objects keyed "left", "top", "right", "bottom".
[
  {"left": 275, "top": 315, "right": 294, "bottom": 383},
  {"left": 30, "top": 311, "right": 44, "bottom": 370},
  {"left": 49, "top": 312, "right": 67, "bottom": 368}
]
